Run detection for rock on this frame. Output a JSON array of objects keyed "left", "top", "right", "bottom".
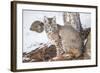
[{"left": 30, "top": 21, "right": 44, "bottom": 33}]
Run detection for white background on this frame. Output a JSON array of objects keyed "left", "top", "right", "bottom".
[
  {"left": 17, "top": 4, "right": 95, "bottom": 69},
  {"left": 0, "top": 0, "right": 99, "bottom": 73}
]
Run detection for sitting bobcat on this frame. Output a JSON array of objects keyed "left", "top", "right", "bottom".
[{"left": 30, "top": 16, "right": 83, "bottom": 60}]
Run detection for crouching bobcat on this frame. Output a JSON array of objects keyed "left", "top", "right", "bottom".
[
  {"left": 44, "top": 16, "right": 83, "bottom": 60},
  {"left": 30, "top": 16, "right": 83, "bottom": 60}
]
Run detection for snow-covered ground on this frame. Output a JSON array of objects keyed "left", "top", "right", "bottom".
[{"left": 23, "top": 10, "right": 91, "bottom": 53}]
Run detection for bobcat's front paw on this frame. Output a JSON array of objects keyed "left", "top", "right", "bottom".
[{"left": 50, "top": 55, "right": 64, "bottom": 61}]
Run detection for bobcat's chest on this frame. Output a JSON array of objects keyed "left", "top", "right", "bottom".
[{"left": 47, "top": 32, "right": 60, "bottom": 45}]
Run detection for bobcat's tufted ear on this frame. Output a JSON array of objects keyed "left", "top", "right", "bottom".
[
  {"left": 52, "top": 16, "right": 56, "bottom": 23},
  {"left": 44, "top": 16, "right": 48, "bottom": 24}
]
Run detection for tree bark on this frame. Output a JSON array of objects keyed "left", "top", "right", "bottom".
[
  {"left": 83, "top": 33, "right": 91, "bottom": 59},
  {"left": 63, "top": 12, "right": 83, "bottom": 32}
]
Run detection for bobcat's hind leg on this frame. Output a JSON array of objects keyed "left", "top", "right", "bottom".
[{"left": 63, "top": 48, "right": 82, "bottom": 60}]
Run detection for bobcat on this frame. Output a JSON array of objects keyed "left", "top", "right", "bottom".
[
  {"left": 30, "top": 16, "right": 83, "bottom": 60},
  {"left": 44, "top": 16, "right": 83, "bottom": 60},
  {"left": 44, "top": 16, "right": 64, "bottom": 56}
]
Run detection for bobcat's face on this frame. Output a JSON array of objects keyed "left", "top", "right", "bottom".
[{"left": 44, "top": 16, "right": 58, "bottom": 33}]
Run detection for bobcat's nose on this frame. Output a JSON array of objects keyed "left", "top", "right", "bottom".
[{"left": 50, "top": 29, "right": 53, "bottom": 32}]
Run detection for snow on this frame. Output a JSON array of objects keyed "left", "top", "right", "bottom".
[{"left": 23, "top": 10, "right": 91, "bottom": 53}]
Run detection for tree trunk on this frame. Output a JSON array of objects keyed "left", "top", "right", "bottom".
[
  {"left": 83, "top": 33, "right": 91, "bottom": 59},
  {"left": 63, "top": 12, "right": 83, "bottom": 32}
]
